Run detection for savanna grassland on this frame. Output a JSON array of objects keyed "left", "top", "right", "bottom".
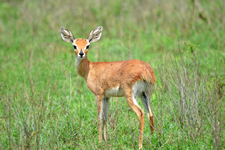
[{"left": 0, "top": 0, "right": 224, "bottom": 149}]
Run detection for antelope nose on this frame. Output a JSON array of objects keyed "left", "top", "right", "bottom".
[{"left": 79, "top": 50, "right": 84, "bottom": 57}]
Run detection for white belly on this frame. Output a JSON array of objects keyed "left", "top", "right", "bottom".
[{"left": 105, "top": 87, "right": 124, "bottom": 97}]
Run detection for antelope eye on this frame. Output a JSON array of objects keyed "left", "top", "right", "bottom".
[
  {"left": 73, "top": 45, "right": 77, "bottom": 49},
  {"left": 86, "top": 45, "right": 89, "bottom": 49}
]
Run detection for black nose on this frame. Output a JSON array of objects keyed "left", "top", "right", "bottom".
[{"left": 79, "top": 50, "right": 84, "bottom": 57}]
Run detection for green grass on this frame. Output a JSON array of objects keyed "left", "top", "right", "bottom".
[{"left": 0, "top": 0, "right": 224, "bottom": 149}]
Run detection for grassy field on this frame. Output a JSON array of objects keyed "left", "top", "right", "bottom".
[{"left": 0, "top": 0, "right": 224, "bottom": 149}]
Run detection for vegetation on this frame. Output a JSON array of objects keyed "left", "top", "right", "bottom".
[{"left": 0, "top": 0, "right": 224, "bottom": 149}]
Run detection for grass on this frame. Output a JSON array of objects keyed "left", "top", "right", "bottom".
[{"left": 0, "top": 0, "right": 224, "bottom": 149}]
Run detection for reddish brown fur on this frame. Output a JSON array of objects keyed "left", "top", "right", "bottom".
[
  {"left": 73, "top": 41, "right": 156, "bottom": 150},
  {"left": 60, "top": 27, "right": 156, "bottom": 149}
]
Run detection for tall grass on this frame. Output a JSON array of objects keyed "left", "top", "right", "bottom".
[
  {"left": 155, "top": 44, "right": 224, "bottom": 149},
  {"left": 0, "top": 0, "right": 224, "bottom": 149}
]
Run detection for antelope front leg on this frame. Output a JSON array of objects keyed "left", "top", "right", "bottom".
[
  {"left": 102, "top": 97, "right": 109, "bottom": 142},
  {"left": 95, "top": 95, "right": 103, "bottom": 142}
]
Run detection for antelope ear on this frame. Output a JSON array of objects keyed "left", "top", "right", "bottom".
[
  {"left": 87, "top": 26, "right": 103, "bottom": 43},
  {"left": 60, "top": 27, "right": 75, "bottom": 43}
]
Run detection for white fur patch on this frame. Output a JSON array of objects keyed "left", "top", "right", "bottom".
[
  {"left": 132, "top": 80, "right": 153, "bottom": 108},
  {"left": 75, "top": 57, "right": 82, "bottom": 69},
  {"left": 64, "top": 30, "right": 70, "bottom": 35},
  {"left": 132, "top": 80, "right": 153, "bottom": 97},
  {"left": 105, "top": 87, "right": 124, "bottom": 97},
  {"left": 132, "top": 95, "right": 141, "bottom": 108}
]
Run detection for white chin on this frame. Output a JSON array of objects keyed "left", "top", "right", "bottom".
[{"left": 78, "top": 56, "right": 85, "bottom": 59}]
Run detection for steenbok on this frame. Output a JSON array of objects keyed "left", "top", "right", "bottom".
[{"left": 60, "top": 26, "right": 156, "bottom": 149}]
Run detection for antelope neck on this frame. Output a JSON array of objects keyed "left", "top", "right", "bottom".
[{"left": 75, "top": 56, "right": 90, "bottom": 80}]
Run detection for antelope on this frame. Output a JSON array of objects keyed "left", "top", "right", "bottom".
[{"left": 60, "top": 26, "right": 156, "bottom": 149}]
